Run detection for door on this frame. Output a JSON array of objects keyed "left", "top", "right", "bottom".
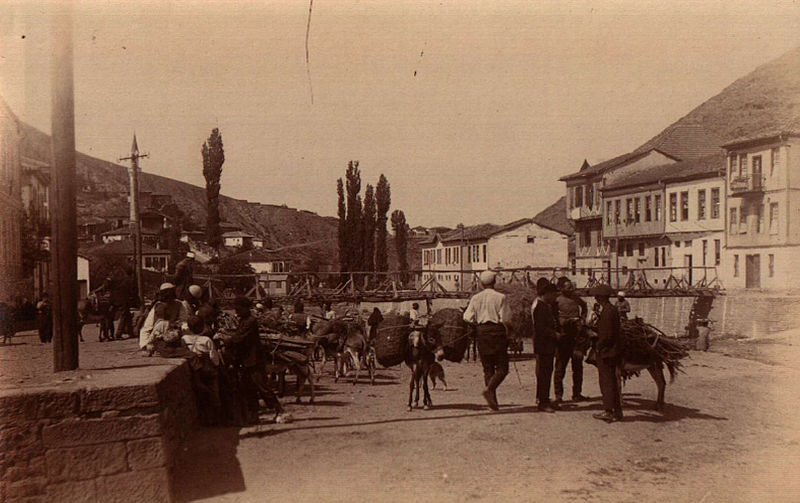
[
  {"left": 746, "top": 254, "right": 761, "bottom": 289},
  {"left": 752, "top": 157, "right": 762, "bottom": 189},
  {"left": 684, "top": 254, "right": 693, "bottom": 286}
]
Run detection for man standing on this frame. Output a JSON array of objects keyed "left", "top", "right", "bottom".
[
  {"left": 110, "top": 266, "right": 136, "bottom": 340},
  {"left": 173, "top": 252, "right": 196, "bottom": 301},
  {"left": 532, "top": 281, "right": 560, "bottom": 412},
  {"left": 592, "top": 285, "right": 623, "bottom": 422},
  {"left": 554, "top": 278, "right": 589, "bottom": 403},
  {"left": 463, "top": 270, "right": 511, "bottom": 411},
  {"left": 616, "top": 292, "right": 631, "bottom": 321}
]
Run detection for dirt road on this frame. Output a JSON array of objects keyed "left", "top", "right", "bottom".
[{"left": 174, "top": 333, "right": 800, "bottom": 503}]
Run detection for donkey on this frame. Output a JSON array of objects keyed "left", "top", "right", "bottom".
[
  {"left": 404, "top": 321, "right": 447, "bottom": 411},
  {"left": 78, "top": 294, "right": 114, "bottom": 342}
]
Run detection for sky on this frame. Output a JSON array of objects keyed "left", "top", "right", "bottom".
[{"left": 2, "top": 0, "right": 800, "bottom": 228}]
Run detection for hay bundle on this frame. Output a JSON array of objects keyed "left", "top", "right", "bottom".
[
  {"left": 373, "top": 313, "right": 411, "bottom": 367},
  {"left": 495, "top": 284, "right": 536, "bottom": 339},
  {"left": 620, "top": 318, "right": 690, "bottom": 380},
  {"left": 429, "top": 308, "right": 471, "bottom": 363}
]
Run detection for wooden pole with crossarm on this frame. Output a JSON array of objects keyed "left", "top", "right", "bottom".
[{"left": 119, "top": 136, "right": 148, "bottom": 308}]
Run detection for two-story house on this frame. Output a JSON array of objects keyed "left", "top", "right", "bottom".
[
  {"left": 559, "top": 149, "right": 680, "bottom": 286},
  {"left": 722, "top": 131, "right": 800, "bottom": 289},
  {"left": 230, "top": 248, "right": 292, "bottom": 296},
  {"left": 420, "top": 218, "right": 569, "bottom": 291}
]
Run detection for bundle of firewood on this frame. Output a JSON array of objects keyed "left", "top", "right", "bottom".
[{"left": 620, "top": 318, "right": 690, "bottom": 370}]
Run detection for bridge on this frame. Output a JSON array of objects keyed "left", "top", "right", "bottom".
[{"left": 194, "top": 265, "right": 723, "bottom": 304}]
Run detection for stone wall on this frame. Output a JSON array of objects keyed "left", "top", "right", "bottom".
[{"left": 0, "top": 362, "right": 196, "bottom": 503}]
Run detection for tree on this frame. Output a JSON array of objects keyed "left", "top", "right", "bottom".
[
  {"left": 375, "top": 174, "right": 391, "bottom": 272},
  {"left": 202, "top": 128, "right": 225, "bottom": 247},
  {"left": 391, "top": 209, "right": 408, "bottom": 282},
  {"left": 361, "top": 184, "right": 376, "bottom": 272},
  {"left": 336, "top": 178, "right": 346, "bottom": 272},
  {"left": 344, "top": 161, "right": 362, "bottom": 271}
]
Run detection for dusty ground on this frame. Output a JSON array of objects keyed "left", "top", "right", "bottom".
[{"left": 173, "top": 332, "right": 800, "bottom": 503}]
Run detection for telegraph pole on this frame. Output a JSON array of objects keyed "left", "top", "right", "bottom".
[
  {"left": 119, "top": 135, "right": 148, "bottom": 307},
  {"left": 50, "top": 2, "right": 79, "bottom": 371}
]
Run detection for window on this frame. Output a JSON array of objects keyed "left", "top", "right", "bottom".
[
  {"left": 655, "top": 195, "right": 662, "bottom": 221},
  {"left": 606, "top": 201, "right": 612, "bottom": 225},
  {"left": 729, "top": 154, "right": 737, "bottom": 178},
  {"left": 769, "top": 254, "right": 774, "bottom": 277},
  {"left": 586, "top": 185, "right": 594, "bottom": 208},
  {"left": 734, "top": 255, "right": 739, "bottom": 277},
  {"left": 729, "top": 207, "right": 737, "bottom": 234},
  {"left": 675, "top": 241, "right": 681, "bottom": 248},
  {"left": 698, "top": 190, "right": 706, "bottom": 220},
  {"left": 614, "top": 200, "right": 621, "bottom": 224},
  {"left": 655, "top": 249, "right": 660, "bottom": 266},
  {"left": 758, "top": 204, "right": 764, "bottom": 234},
  {"left": 685, "top": 240, "right": 692, "bottom": 247},
  {"left": 702, "top": 240, "right": 707, "bottom": 266},
  {"left": 445, "top": 248, "right": 450, "bottom": 264},
  {"left": 661, "top": 247, "right": 666, "bottom": 266},
  {"left": 739, "top": 153, "right": 748, "bottom": 178},
  {"left": 437, "top": 249, "right": 442, "bottom": 264},
  {"left": 711, "top": 188, "right": 720, "bottom": 219},
  {"left": 617, "top": 240, "right": 624, "bottom": 255},
  {"left": 634, "top": 198, "right": 641, "bottom": 223},
  {"left": 740, "top": 205, "right": 748, "bottom": 234},
  {"left": 680, "top": 191, "right": 689, "bottom": 221},
  {"left": 645, "top": 196, "right": 652, "bottom": 222},
  {"left": 771, "top": 147, "right": 779, "bottom": 177},
  {"left": 482, "top": 244, "right": 487, "bottom": 262},
  {"left": 583, "top": 229, "right": 591, "bottom": 248},
  {"left": 626, "top": 243, "right": 633, "bottom": 257},
  {"left": 638, "top": 242, "right": 645, "bottom": 256},
  {"left": 770, "top": 203, "right": 779, "bottom": 234},
  {"left": 626, "top": 198, "right": 633, "bottom": 223},
  {"left": 714, "top": 239, "right": 720, "bottom": 266},
  {"left": 454, "top": 248, "right": 459, "bottom": 263},
  {"left": 669, "top": 193, "right": 677, "bottom": 222},
  {"left": 575, "top": 186, "right": 583, "bottom": 207}
]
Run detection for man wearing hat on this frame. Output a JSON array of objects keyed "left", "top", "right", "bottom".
[
  {"left": 616, "top": 291, "right": 631, "bottom": 321},
  {"left": 184, "top": 284, "right": 205, "bottom": 315},
  {"left": 138, "top": 282, "right": 189, "bottom": 353},
  {"left": 173, "top": 252, "right": 196, "bottom": 301},
  {"left": 590, "top": 284, "right": 623, "bottom": 422},
  {"left": 554, "top": 278, "right": 589, "bottom": 403},
  {"left": 463, "top": 270, "right": 512, "bottom": 411},
  {"left": 532, "top": 279, "right": 560, "bottom": 412}
]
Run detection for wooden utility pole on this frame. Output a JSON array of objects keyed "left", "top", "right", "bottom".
[
  {"left": 119, "top": 135, "right": 148, "bottom": 307},
  {"left": 50, "top": 3, "right": 79, "bottom": 371}
]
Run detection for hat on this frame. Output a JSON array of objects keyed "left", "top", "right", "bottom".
[
  {"left": 536, "top": 277, "right": 551, "bottom": 292},
  {"left": 186, "top": 252, "right": 196, "bottom": 259},
  {"left": 188, "top": 285, "right": 203, "bottom": 299},
  {"left": 159, "top": 282, "right": 176, "bottom": 291},
  {"left": 617, "top": 291, "right": 626, "bottom": 298},
  {"left": 479, "top": 270, "right": 497, "bottom": 286},
  {"left": 556, "top": 276, "right": 571, "bottom": 289},
  {"left": 590, "top": 284, "right": 615, "bottom": 297}
]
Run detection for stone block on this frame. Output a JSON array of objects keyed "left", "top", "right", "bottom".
[
  {"left": 46, "top": 442, "right": 127, "bottom": 482},
  {"left": 96, "top": 467, "right": 170, "bottom": 503},
  {"left": 45, "top": 479, "right": 97, "bottom": 503},
  {"left": 126, "top": 437, "right": 167, "bottom": 471},
  {"left": 37, "top": 392, "right": 79, "bottom": 419},
  {"left": 42, "top": 415, "right": 161, "bottom": 448},
  {"left": 81, "top": 385, "right": 159, "bottom": 414},
  {"left": 27, "top": 456, "right": 45, "bottom": 478},
  {"left": 3, "top": 477, "right": 46, "bottom": 499}
]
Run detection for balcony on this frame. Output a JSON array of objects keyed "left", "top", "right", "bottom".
[
  {"left": 569, "top": 205, "right": 602, "bottom": 221},
  {"left": 730, "top": 175, "right": 764, "bottom": 197}
]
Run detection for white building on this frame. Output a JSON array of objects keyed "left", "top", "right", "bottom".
[
  {"left": 420, "top": 218, "right": 569, "bottom": 291},
  {"left": 222, "top": 231, "right": 254, "bottom": 248},
  {"left": 229, "top": 248, "right": 291, "bottom": 296}
]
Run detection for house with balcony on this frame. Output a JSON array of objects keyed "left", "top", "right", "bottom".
[
  {"left": 722, "top": 131, "right": 800, "bottom": 289},
  {"left": 559, "top": 149, "right": 680, "bottom": 286},
  {"left": 229, "top": 248, "right": 292, "bottom": 296}
]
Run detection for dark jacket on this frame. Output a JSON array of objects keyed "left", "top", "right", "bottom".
[
  {"left": 596, "top": 302, "right": 621, "bottom": 359},
  {"left": 224, "top": 315, "right": 262, "bottom": 368},
  {"left": 533, "top": 300, "right": 558, "bottom": 355},
  {"left": 173, "top": 259, "right": 194, "bottom": 299},
  {"left": 111, "top": 276, "right": 136, "bottom": 308}
]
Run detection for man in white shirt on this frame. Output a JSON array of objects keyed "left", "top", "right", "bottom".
[{"left": 463, "top": 270, "right": 511, "bottom": 411}]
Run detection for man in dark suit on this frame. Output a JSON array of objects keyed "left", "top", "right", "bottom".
[
  {"left": 591, "top": 284, "right": 623, "bottom": 422},
  {"left": 532, "top": 280, "right": 560, "bottom": 412}
]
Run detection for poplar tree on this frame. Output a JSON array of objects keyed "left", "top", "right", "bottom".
[
  {"left": 361, "top": 184, "right": 376, "bottom": 272},
  {"left": 375, "top": 174, "right": 391, "bottom": 272},
  {"left": 391, "top": 209, "right": 408, "bottom": 282},
  {"left": 345, "top": 161, "right": 363, "bottom": 270},
  {"left": 202, "top": 128, "right": 225, "bottom": 247},
  {"left": 337, "top": 178, "right": 346, "bottom": 271}
]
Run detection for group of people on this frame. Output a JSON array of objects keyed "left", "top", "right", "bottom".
[
  {"left": 0, "top": 294, "right": 53, "bottom": 344},
  {"left": 463, "top": 270, "right": 625, "bottom": 423},
  {"left": 137, "top": 281, "right": 289, "bottom": 426}
]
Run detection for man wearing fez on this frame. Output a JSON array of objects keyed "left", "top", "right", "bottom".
[{"left": 463, "top": 270, "right": 512, "bottom": 411}]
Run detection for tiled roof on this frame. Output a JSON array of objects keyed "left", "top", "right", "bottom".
[
  {"left": 101, "top": 228, "right": 159, "bottom": 236},
  {"left": 634, "top": 123, "right": 724, "bottom": 160},
  {"left": 229, "top": 248, "right": 291, "bottom": 262},
  {"left": 222, "top": 231, "right": 255, "bottom": 238},
  {"left": 559, "top": 149, "right": 678, "bottom": 182},
  {"left": 439, "top": 223, "right": 501, "bottom": 244},
  {"left": 721, "top": 130, "right": 800, "bottom": 149},
  {"left": 602, "top": 153, "right": 725, "bottom": 192},
  {"left": 88, "top": 240, "right": 168, "bottom": 256}
]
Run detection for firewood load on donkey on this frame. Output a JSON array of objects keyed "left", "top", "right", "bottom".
[
  {"left": 586, "top": 317, "right": 689, "bottom": 411},
  {"left": 310, "top": 319, "right": 373, "bottom": 384}
]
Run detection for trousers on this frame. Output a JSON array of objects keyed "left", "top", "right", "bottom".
[
  {"left": 554, "top": 319, "right": 584, "bottom": 398},
  {"left": 477, "top": 323, "right": 508, "bottom": 394},
  {"left": 240, "top": 365, "right": 283, "bottom": 417},
  {"left": 597, "top": 356, "right": 622, "bottom": 414},
  {"left": 535, "top": 352, "right": 555, "bottom": 404}
]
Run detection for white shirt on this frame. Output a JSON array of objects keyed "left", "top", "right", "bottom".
[
  {"left": 409, "top": 308, "right": 420, "bottom": 321},
  {"left": 138, "top": 301, "right": 189, "bottom": 349},
  {"left": 463, "top": 288, "right": 509, "bottom": 325},
  {"left": 181, "top": 334, "right": 221, "bottom": 366}
]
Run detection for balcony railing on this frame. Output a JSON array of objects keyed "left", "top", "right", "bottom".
[
  {"left": 730, "top": 175, "right": 765, "bottom": 196},
  {"left": 569, "top": 205, "right": 602, "bottom": 220}
]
